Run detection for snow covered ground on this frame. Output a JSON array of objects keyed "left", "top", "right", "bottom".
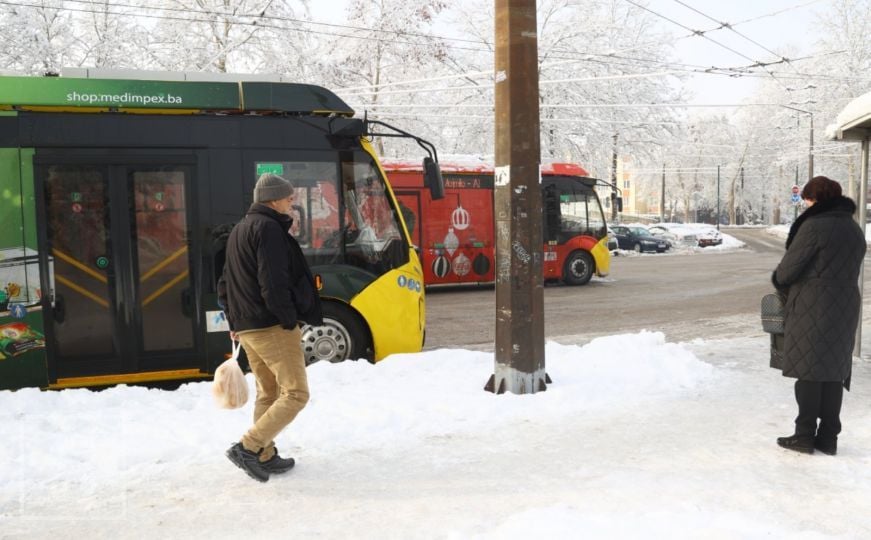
[{"left": 2, "top": 328, "right": 871, "bottom": 539}]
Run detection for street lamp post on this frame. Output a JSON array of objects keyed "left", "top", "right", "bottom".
[
  {"left": 808, "top": 114, "right": 814, "bottom": 181},
  {"left": 716, "top": 165, "right": 720, "bottom": 231}
]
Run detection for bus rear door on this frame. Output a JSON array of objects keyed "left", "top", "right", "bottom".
[{"left": 36, "top": 154, "right": 202, "bottom": 385}]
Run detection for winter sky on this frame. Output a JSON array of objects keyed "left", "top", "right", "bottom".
[
  {"left": 650, "top": 0, "right": 821, "bottom": 105},
  {"left": 311, "top": 0, "right": 821, "bottom": 105}
]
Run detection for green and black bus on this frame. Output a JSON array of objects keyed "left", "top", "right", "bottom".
[{"left": 0, "top": 71, "right": 443, "bottom": 390}]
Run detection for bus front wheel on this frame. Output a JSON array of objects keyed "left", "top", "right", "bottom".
[
  {"left": 301, "top": 302, "right": 371, "bottom": 365},
  {"left": 563, "top": 250, "right": 594, "bottom": 286}
]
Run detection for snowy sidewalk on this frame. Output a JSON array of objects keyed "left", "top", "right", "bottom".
[{"left": 2, "top": 332, "right": 870, "bottom": 539}]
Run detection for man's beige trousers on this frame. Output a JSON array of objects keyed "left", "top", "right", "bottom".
[{"left": 237, "top": 325, "right": 308, "bottom": 461}]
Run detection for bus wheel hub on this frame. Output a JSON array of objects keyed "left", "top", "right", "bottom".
[{"left": 302, "top": 320, "right": 352, "bottom": 364}]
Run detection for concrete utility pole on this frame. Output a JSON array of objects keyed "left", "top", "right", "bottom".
[
  {"left": 485, "top": 0, "right": 547, "bottom": 395},
  {"left": 740, "top": 167, "right": 744, "bottom": 224}
]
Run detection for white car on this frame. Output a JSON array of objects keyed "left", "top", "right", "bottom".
[
  {"left": 647, "top": 224, "right": 698, "bottom": 249},
  {"left": 696, "top": 227, "right": 723, "bottom": 247}
]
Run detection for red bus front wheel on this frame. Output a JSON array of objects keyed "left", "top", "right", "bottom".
[{"left": 563, "top": 250, "right": 594, "bottom": 286}]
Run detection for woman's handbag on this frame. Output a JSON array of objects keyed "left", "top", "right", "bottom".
[
  {"left": 761, "top": 292, "right": 785, "bottom": 334},
  {"left": 212, "top": 340, "right": 249, "bottom": 409}
]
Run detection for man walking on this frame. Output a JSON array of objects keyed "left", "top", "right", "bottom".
[{"left": 218, "top": 173, "right": 323, "bottom": 482}]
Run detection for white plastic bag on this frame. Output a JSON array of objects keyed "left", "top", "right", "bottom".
[{"left": 212, "top": 340, "right": 249, "bottom": 409}]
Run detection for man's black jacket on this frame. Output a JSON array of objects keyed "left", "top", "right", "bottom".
[{"left": 218, "top": 203, "right": 323, "bottom": 332}]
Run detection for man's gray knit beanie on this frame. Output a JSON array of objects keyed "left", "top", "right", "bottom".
[{"left": 253, "top": 173, "right": 294, "bottom": 203}]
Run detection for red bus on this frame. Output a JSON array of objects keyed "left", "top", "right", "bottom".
[{"left": 384, "top": 160, "right": 613, "bottom": 287}]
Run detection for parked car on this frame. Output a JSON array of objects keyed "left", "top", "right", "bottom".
[
  {"left": 648, "top": 224, "right": 699, "bottom": 249},
  {"left": 611, "top": 225, "right": 669, "bottom": 253},
  {"left": 696, "top": 227, "right": 723, "bottom": 247}
]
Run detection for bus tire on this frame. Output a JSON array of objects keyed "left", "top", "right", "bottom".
[
  {"left": 563, "top": 250, "right": 594, "bottom": 286},
  {"left": 301, "top": 302, "right": 371, "bottom": 365}
]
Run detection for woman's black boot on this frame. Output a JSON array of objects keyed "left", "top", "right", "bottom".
[
  {"left": 814, "top": 437, "right": 837, "bottom": 455},
  {"left": 777, "top": 434, "right": 815, "bottom": 454}
]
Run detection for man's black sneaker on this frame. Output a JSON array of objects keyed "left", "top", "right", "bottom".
[
  {"left": 261, "top": 448, "right": 295, "bottom": 474},
  {"left": 776, "top": 434, "right": 814, "bottom": 454},
  {"left": 226, "top": 442, "right": 269, "bottom": 482},
  {"left": 814, "top": 437, "right": 837, "bottom": 456}
]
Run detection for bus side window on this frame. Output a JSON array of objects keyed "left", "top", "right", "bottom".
[
  {"left": 543, "top": 185, "right": 560, "bottom": 242},
  {"left": 290, "top": 203, "right": 308, "bottom": 246}
]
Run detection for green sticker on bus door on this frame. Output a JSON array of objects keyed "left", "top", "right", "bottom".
[{"left": 256, "top": 163, "right": 284, "bottom": 176}]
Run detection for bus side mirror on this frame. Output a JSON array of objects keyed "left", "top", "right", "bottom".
[
  {"left": 423, "top": 157, "right": 445, "bottom": 200},
  {"left": 612, "top": 193, "right": 623, "bottom": 213}
]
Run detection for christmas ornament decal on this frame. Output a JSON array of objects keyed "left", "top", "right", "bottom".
[
  {"left": 432, "top": 255, "right": 450, "bottom": 278},
  {"left": 443, "top": 227, "right": 459, "bottom": 256},
  {"left": 453, "top": 252, "right": 471, "bottom": 277},
  {"left": 473, "top": 253, "right": 491, "bottom": 276},
  {"left": 451, "top": 204, "right": 470, "bottom": 230}
]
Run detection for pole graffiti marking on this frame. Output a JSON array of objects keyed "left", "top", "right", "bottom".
[{"left": 511, "top": 241, "right": 531, "bottom": 264}]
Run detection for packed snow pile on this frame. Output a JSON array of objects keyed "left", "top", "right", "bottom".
[
  {"left": 3, "top": 332, "right": 870, "bottom": 539},
  {"left": 0, "top": 332, "right": 715, "bottom": 488}
]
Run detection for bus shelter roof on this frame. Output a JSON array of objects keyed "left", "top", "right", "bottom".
[{"left": 826, "top": 90, "right": 871, "bottom": 142}]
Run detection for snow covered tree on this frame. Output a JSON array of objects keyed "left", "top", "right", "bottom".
[
  {"left": 443, "top": 0, "right": 684, "bottom": 175},
  {"left": 316, "top": 0, "right": 449, "bottom": 156},
  {"left": 147, "top": 0, "right": 310, "bottom": 73},
  {"left": 0, "top": 0, "right": 78, "bottom": 73},
  {"left": 72, "top": 0, "right": 150, "bottom": 69}
]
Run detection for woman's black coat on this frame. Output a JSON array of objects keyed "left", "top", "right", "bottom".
[{"left": 773, "top": 196, "right": 865, "bottom": 388}]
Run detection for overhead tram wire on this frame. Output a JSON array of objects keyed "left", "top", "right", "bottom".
[
  {"left": 2, "top": 0, "right": 707, "bottom": 92},
  {"left": 4, "top": 0, "right": 687, "bottom": 69},
  {"left": 11, "top": 0, "right": 843, "bottom": 92},
  {"left": 11, "top": 0, "right": 841, "bottom": 94},
  {"left": 338, "top": 48, "right": 855, "bottom": 100},
  {"left": 0, "top": 0, "right": 733, "bottom": 81},
  {"left": 669, "top": 0, "right": 815, "bottom": 88},
  {"left": 673, "top": 0, "right": 790, "bottom": 59},
  {"left": 347, "top": 101, "right": 853, "bottom": 111},
  {"left": 365, "top": 113, "right": 683, "bottom": 126},
  {"left": 621, "top": 0, "right": 793, "bottom": 92},
  {"left": 59, "top": 0, "right": 489, "bottom": 47},
  {"left": 58, "top": 0, "right": 804, "bottom": 70},
  {"left": 340, "top": 70, "right": 682, "bottom": 98},
  {"left": 0, "top": 0, "right": 491, "bottom": 56}
]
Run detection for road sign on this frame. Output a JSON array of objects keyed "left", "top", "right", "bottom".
[{"left": 792, "top": 185, "right": 800, "bottom": 195}]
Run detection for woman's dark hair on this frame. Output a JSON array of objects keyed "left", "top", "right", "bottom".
[{"left": 801, "top": 176, "right": 842, "bottom": 202}]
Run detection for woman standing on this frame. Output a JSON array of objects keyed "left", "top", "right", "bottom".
[{"left": 772, "top": 176, "right": 866, "bottom": 455}]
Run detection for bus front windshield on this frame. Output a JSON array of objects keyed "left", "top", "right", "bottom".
[
  {"left": 255, "top": 153, "right": 408, "bottom": 275},
  {"left": 554, "top": 180, "right": 607, "bottom": 240},
  {"left": 339, "top": 157, "right": 407, "bottom": 272}
]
